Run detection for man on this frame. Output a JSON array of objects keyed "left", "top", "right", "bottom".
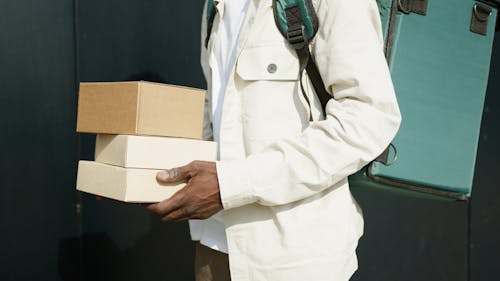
[{"left": 146, "top": 0, "right": 401, "bottom": 280}]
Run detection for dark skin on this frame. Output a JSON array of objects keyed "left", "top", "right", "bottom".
[{"left": 143, "top": 160, "right": 223, "bottom": 222}]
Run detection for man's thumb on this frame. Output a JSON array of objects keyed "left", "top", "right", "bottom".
[
  {"left": 156, "top": 168, "right": 182, "bottom": 183},
  {"left": 157, "top": 169, "right": 172, "bottom": 182}
]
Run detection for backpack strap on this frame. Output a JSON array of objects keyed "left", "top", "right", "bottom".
[
  {"left": 273, "top": 0, "right": 331, "bottom": 120},
  {"left": 205, "top": 0, "right": 217, "bottom": 48},
  {"left": 273, "top": 0, "right": 318, "bottom": 41}
]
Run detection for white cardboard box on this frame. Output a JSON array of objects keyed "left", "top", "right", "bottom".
[
  {"left": 95, "top": 134, "right": 217, "bottom": 169},
  {"left": 77, "top": 135, "right": 217, "bottom": 202},
  {"left": 76, "top": 161, "right": 184, "bottom": 203}
]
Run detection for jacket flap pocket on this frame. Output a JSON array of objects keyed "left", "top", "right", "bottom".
[{"left": 236, "top": 45, "right": 300, "bottom": 81}]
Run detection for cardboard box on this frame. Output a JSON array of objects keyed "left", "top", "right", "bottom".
[
  {"left": 95, "top": 134, "right": 217, "bottom": 169},
  {"left": 76, "top": 161, "right": 184, "bottom": 202},
  {"left": 77, "top": 81, "right": 205, "bottom": 139}
]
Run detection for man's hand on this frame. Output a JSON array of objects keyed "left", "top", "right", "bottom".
[{"left": 144, "top": 161, "right": 223, "bottom": 222}]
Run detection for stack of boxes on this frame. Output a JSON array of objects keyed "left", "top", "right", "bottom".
[{"left": 75, "top": 81, "right": 217, "bottom": 202}]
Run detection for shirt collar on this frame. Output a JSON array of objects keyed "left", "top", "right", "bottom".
[{"left": 215, "top": 0, "right": 250, "bottom": 17}]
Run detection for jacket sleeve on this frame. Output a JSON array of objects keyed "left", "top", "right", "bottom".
[{"left": 217, "top": 0, "right": 402, "bottom": 209}]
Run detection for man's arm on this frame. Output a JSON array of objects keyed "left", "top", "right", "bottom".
[{"left": 216, "top": 0, "right": 401, "bottom": 209}]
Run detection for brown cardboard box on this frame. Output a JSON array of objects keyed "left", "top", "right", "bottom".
[
  {"left": 95, "top": 134, "right": 217, "bottom": 169},
  {"left": 77, "top": 81, "right": 205, "bottom": 139},
  {"left": 76, "top": 161, "right": 183, "bottom": 203}
]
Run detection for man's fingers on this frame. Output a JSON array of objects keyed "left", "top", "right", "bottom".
[
  {"left": 145, "top": 186, "right": 187, "bottom": 216},
  {"left": 156, "top": 162, "right": 196, "bottom": 184},
  {"left": 141, "top": 203, "right": 153, "bottom": 208},
  {"left": 161, "top": 207, "right": 191, "bottom": 222},
  {"left": 145, "top": 199, "right": 180, "bottom": 217}
]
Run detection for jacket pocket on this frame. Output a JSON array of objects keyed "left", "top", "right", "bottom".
[
  {"left": 235, "top": 45, "right": 309, "bottom": 144},
  {"left": 236, "top": 44, "right": 300, "bottom": 81}
]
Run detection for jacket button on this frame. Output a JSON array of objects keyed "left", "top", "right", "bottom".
[{"left": 267, "top": 63, "right": 277, "bottom": 73}]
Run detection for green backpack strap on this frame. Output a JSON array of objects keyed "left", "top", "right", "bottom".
[
  {"left": 272, "top": 0, "right": 318, "bottom": 43},
  {"left": 273, "top": 0, "right": 331, "bottom": 120}
]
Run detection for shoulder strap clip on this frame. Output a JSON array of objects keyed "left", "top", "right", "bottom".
[{"left": 287, "top": 25, "right": 308, "bottom": 49}]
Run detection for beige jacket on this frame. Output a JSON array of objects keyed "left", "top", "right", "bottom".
[{"left": 200, "top": 0, "right": 401, "bottom": 280}]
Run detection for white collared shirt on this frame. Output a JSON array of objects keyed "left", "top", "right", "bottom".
[{"left": 189, "top": 0, "right": 250, "bottom": 254}]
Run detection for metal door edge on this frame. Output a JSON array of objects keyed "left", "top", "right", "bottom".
[{"left": 366, "top": 163, "right": 470, "bottom": 201}]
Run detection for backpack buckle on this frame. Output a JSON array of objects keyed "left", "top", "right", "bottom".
[{"left": 287, "top": 25, "right": 308, "bottom": 49}]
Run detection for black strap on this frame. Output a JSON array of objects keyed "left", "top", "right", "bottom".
[
  {"left": 296, "top": 46, "right": 314, "bottom": 121},
  {"left": 304, "top": 50, "right": 331, "bottom": 111},
  {"left": 385, "top": 0, "right": 399, "bottom": 61},
  {"left": 296, "top": 47, "right": 332, "bottom": 120},
  {"left": 205, "top": 1, "right": 217, "bottom": 48},
  {"left": 285, "top": 6, "right": 331, "bottom": 121}
]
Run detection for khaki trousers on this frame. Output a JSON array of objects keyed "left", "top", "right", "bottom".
[{"left": 195, "top": 242, "right": 231, "bottom": 281}]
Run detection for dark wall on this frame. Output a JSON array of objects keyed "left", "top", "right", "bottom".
[
  {"left": 78, "top": 0, "right": 205, "bottom": 87},
  {"left": 0, "top": 0, "right": 78, "bottom": 280},
  {"left": 351, "top": 195, "right": 468, "bottom": 281},
  {"left": 471, "top": 34, "right": 500, "bottom": 281}
]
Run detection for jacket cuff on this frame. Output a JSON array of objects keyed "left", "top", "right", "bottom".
[{"left": 216, "top": 160, "right": 256, "bottom": 210}]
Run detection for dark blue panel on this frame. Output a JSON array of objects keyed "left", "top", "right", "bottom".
[
  {"left": 351, "top": 193, "right": 468, "bottom": 281},
  {"left": 78, "top": 0, "right": 205, "bottom": 89},
  {"left": 0, "top": 0, "right": 78, "bottom": 280},
  {"left": 471, "top": 31, "right": 500, "bottom": 281}
]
